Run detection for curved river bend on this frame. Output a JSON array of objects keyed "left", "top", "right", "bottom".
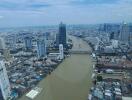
[{"left": 20, "top": 36, "right": 94, "bottom": 100}]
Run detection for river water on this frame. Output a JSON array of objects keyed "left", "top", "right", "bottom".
[{"left": 20, "top": 36, "right": 93, "bottom": 100}]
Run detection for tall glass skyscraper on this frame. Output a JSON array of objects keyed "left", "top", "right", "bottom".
[
  {"left": 24, "top": 36, "right": 32, "bottom": 50},
  {"left": 57, "top": 22, "right": 67, "bottom": 47},
  {"left": 0, "top": 89, "right": 4, "bottom": 100},
  {"left": 119, "top": 23, "right": 130, "bottom": 43},
  {"left": 37, "top": 39, "right": 46, "bottom": 58}
]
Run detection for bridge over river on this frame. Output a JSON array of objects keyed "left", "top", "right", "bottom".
[
  {"left": 20, "top": 36, "right": 94, "bottom": 100},
  {"left": 70, "top": 49, "right": 92, "bottom": 54},
  {"left": 69, "top": 35, "right": 92, "bottom": 54}
]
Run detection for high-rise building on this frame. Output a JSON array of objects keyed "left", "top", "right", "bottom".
[
  {"left": 109, "top": 32, "right": 115, "bottom": 40},
  {"left": 0, "top": 37, "right": 5, "bottom": 50},
  {"left": 56, "top": 33, "right": 59, "bottom": 46},
  {"left": 59, "top": 44, "right": 64, "bottom": 59},
  {"left": 4, "top": 49, "right": 11, "bottom": 61},
  {"left": 0, "top": 60, "right": 11, "bottom": 100},
  {"left": 0, "top": 37, "right": 11, "bottom": 61},
  {"left": 56, "top": 22, "right": 67, "bottom": 47},
  {"left": 119, "top": 22, "right": 130, "bottom": 43},
  {"left": 37, "top": 39, "right": 46, "bottom": 58},
  {"left": 24, "top": 36, "right": 32, "bottom": 50},
  {"left": 5, "top": 34, "right": 16, "bottom": 51},
  {"left": 99, "top": 23, "right": 120, "bottom": 33},
  {"left": 45, "top": 32, "right": 50, "bottom": 40}
]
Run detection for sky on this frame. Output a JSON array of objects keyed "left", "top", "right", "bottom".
[{"left": 0, "top": 0, "right": 132, "bottom": 27}]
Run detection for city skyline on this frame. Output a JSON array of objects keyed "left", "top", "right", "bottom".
[
  {"left": 1, "top": 10, "right": 132, "bottom": 99},
  {"left": 0, "top": 0, "right": 132, "bottom": 27}
]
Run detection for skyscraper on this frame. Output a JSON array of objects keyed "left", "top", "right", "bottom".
[
  {"left": 0, "top": 37, "right": 5, "bottom": 50},
  {"left": 56, "top": 22, "right": 67, "bottom": 47},
  {"left": 0, "top": 37, "right": 11, "bottom": 61},
  {"left": 9, "top": 35, "right": 16, "bottom": 50},
  {"left": 37, "top": 39, "right": 46, "bottom": 58},
  {"left": 109, "top": 32, "right": 115, "bottom": 40},
  {"left": 24, "top": 36, "right": 32, "bottom": 50},
  {"left": 119, "top": 22, "right": 130, "bottom": 43},
  {"left": 45, "top": 32, "right": 50, "bottom": 40},
  {"left": 0, "top": 60, "right": 11, "bottom": 100},
  {"left": 59, "top": 44, "right": 64, "bottom": 59}
]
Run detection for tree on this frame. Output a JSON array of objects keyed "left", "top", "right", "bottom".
[{"left": 97, "top": 75, "right": 103, "bottom": 81}]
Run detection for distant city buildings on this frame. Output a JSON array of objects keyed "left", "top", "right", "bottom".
[
  {"left": 37, "top": 39, "right": 46, "bottom": 58},
  {"left": 98, "top": 23, "right": 132, "bottom": 46},
  {"left": 24, "top": 36, "right": 32, "bottom": 51},
  {"left": 56, "top": 22, "right": 67, "bottom": 47},
  {"left": 99, "top": 23, "right": 120, "bottom": 33},
  {"left": 119, "top": 22, "right": 130, "bottom": 44},
  {"left": 0, "top": 60, "right": 11, "bottom": 100},
  {"left": 2, "top": 23, "right": 132, "bottom": 100},
  {"left": 45, "top": 32, "right": 50, "bottom": 40},
  {"left": 10, "top": 35, "right": 17, "bottom": 50}
]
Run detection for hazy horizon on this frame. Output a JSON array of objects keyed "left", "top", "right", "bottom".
[{"left": 0, "top": 0, "right": 132, "bottom": 27}]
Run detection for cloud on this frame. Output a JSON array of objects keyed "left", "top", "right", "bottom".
[
  {"left": 29, "top": 4, "right": 51, "bottom": 8},
  {"left": 0, "top": 0, "right": 51, "bottom": 11},
  {"left": 0, "top": 1, "right": 18, "bottom": 10},
  {"left": 0, "top": 0, "right": 132, "bottom": 27},
  {"left": 70, "top": 0, "right": 120, "bottom": 5},
  {"left": 0, "top": 16, "right": 4, "bottom": 19},
  {"left": 0, "top": 0, "right": 125, "bottom": 11}
]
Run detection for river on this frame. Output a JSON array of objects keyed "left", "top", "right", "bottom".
[{"left": 19, "top": 36, "right": 94, "bottom": 100}]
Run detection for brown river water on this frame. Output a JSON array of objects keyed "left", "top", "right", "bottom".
[{"left": 19, "top": 36, "right": 94, "bottom": 100}]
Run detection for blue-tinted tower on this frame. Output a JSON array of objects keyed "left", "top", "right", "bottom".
[
  {"left": 24, "top": 36, "right": 32, "bottom": 50},
  {"left": 37, "top": 39, "right": 46, "bottom": 58},
  {"left": 57, "top": 22, "right": 67, "bottom": 47},
  {"left": 0, "top": 89, "right": 4, "bottom": 100}
]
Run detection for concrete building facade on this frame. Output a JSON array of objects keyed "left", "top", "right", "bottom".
[
  {"left": 0, "top": 61, "right": 11, "bottom": 100},
  {"left": 37, "top": 39, "right": 46, "bottom": 58}
]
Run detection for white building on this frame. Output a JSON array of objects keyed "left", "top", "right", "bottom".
[
  {"left": 59, "top": 44, "right": 64, "bottom": 60},
  {"left": 48, "top": 44, "right": 64, "bottom": 60},
  {"left": 111, "top": 40, "right": 119, "bottom": 48},
  {"left": 0, "top": 60, "right": 11, "bottom": 100},
  {"left": 0, "top": 37, "right": 5, "bottom": 50}
]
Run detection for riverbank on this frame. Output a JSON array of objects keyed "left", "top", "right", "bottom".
[{"left": 19, "top": 36, "right": 94, "bottom": 100}]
